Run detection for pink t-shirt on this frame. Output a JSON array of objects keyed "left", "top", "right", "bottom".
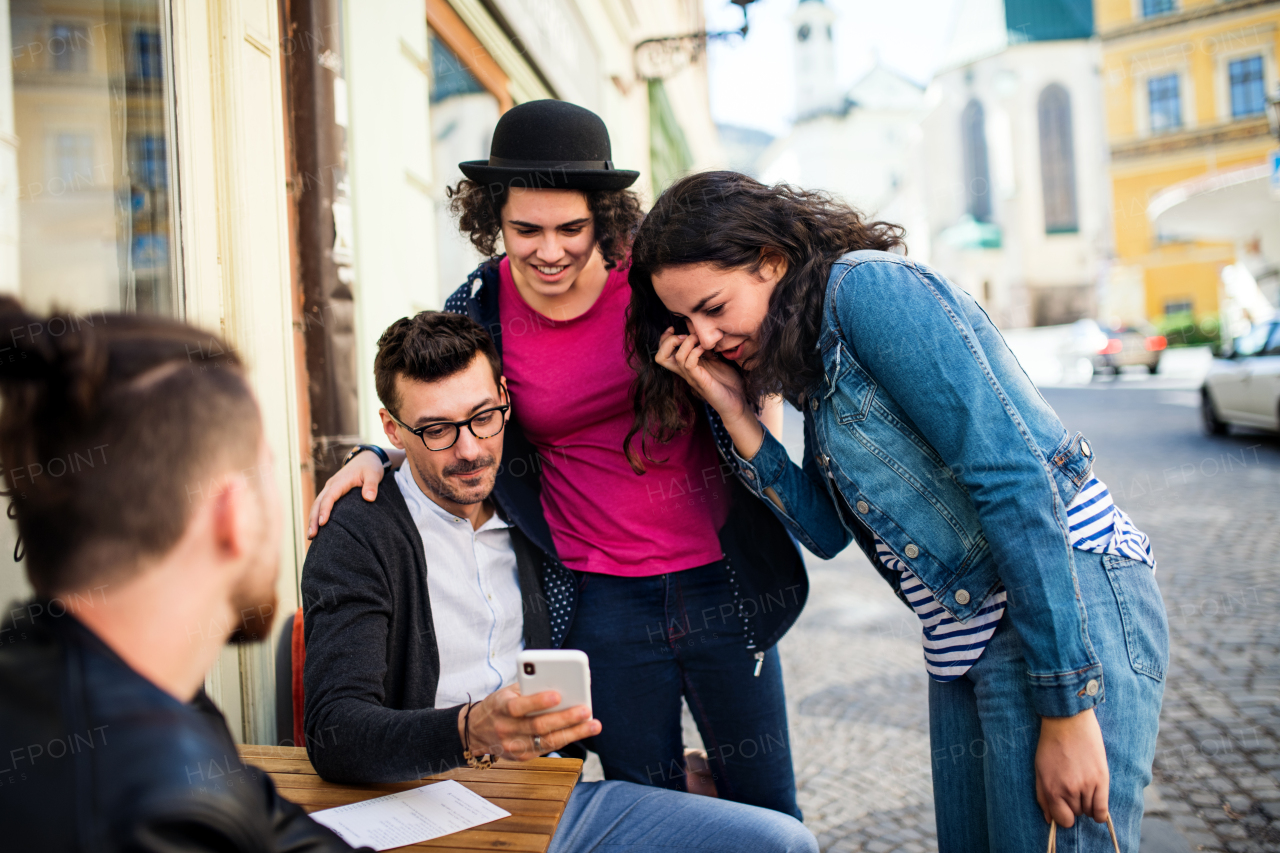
[{"left": 498, "top": 257, "right": 729, "bottom": 576}]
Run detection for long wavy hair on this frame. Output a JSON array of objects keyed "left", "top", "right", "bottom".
[
  {"left": 624, "top": 171, "right": 906, "bottom": 472},
  {"left": 446, "top": 180, "right": 643, "bottom": 270}
]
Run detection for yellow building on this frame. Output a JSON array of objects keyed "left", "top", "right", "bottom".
[{"left": 1096, "top": 0, "right": 1279, "bottom": 325}]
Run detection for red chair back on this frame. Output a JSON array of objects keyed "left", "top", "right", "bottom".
[{"left": 291, "top": 606, "right": 305, "bottom": 745}]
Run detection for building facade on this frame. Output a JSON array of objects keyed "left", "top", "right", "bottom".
[
  {"left": 0, "top": 0, "right": 722, "bottom": 745},
  {"left": 919, "top": 0, "right": 1112, "bottom": 329},
  {"left": 1096, "top": 0, "right": 1280, "bottom": 325},
  {"left": 755, "top": 2, "right": 932, "bottom": 273}
]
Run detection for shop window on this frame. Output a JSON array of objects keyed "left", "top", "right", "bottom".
[
  {"left": 1147, "top": 74, "right": 1181, "bottom": 134},
  {"left": 1228, "top": 56, "right": 1265, "bottom": 118},
  {"left": 961, "top": 99, "right": 992, "bottom": 223},
  {"left": 1141, "top": 0, "right": 1176, "bottom": 18},
  {"left": 1037, "top": 83, "right": 1078, "bottom": 234},
  {"left": 10, "top": 1, "right": 180, "bottom": 315}
]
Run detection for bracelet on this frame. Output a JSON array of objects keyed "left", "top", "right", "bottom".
[
  {"left": 342, "top": 444, "right": 391, "bottom": 470},
  {"left": 462, "top": 694, "right": 493, "bottom": 770}
]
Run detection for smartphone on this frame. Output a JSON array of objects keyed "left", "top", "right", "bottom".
[{"left": 516, "top": 649, "right": 592, "bottom": 717}]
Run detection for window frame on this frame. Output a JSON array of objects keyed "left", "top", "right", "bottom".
[
  {"left": 1213, "top": 40, "right": 1275, "bottom": 125},
  {"left": 1137, "top": 0, "right": 1177, "bottom": 19},
  {"left": 1037, "top": 82, "right": 1079, "bottom": 235},
  {"left": 1227, "top": 55, "right": 1265, "bottom": 118},
  {"left": 960, "top": 98, "right": 993, "bottom": 223},
  {"left": 1147, "top": 72, "right": 1183, "bottom": 135}
]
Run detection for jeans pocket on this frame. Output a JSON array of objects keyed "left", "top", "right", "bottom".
[{"left": 1102, "top": 554, "right": 1169, "bottom": 682}]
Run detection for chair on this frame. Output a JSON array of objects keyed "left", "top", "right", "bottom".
[{"left": 274, "top": 607, "right": 306, "bottom": 746}]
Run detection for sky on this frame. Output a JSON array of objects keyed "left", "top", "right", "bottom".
[{"left": 704, "top": 0, "right": 964, "bottom": 137}]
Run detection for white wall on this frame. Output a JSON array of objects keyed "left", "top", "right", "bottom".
[
  {"left": 344, "top": 1, "right": 438, "bottom": 443},
  {"left": 919, "top": 38, "right": 1112, "bottom": 327}
]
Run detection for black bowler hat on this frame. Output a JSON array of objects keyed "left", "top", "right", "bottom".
[{"left": 459, "top": 100, "right": 639, "bottom": 192}]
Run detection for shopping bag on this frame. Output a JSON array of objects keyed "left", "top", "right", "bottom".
[{"left": 1046, "top": 816, "right": 1121, "bottom": 852}]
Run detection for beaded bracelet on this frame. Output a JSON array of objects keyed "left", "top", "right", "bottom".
[{"left": 462, "top": 694, "right": 493, "bottom": 770}]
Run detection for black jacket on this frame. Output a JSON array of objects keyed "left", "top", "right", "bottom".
[
  {"left": 301, "top": 474, "right": 572, "bottom": 785},
  {"left": 0, "top": 602, "right": 355, "bottom": 853},
  {"left": 443, "top": 259, "right": 809, "bottom": 654}
]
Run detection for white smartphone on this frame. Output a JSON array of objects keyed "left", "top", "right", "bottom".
[{"left": 516, "top": 649, "right": 592, "bottom": 717}]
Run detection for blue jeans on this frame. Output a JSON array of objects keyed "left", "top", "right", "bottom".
[
  {"left": 928, "top": 551, "right": 1168, "bottom": 852},
  {"left": 549, "top": 780, "right": 816, "bottom": 853},
  {"left": 562, "top": 561, "right": 800, "bottom": 819}
]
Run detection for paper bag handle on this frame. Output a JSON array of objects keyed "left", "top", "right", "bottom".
[{"left": 1047, "top": 816, "right": 1120, "bottom": 853}]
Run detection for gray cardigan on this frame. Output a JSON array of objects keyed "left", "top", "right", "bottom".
[{"left": 301, "top": 473, "right": 557, "bottom": 784}]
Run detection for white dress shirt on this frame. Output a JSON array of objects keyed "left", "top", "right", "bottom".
[{"left": 395, "top": 465, "right": 524, "bottom": 708}]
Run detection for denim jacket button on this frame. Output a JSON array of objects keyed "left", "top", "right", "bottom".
[
  {"left": 954, "top": 588, "right": 970, "bottom": 605},
  {"left": 904, "top": 544, "right": 920, "bottom": 559},
  {"left": 1080, "top": 439, "right": 1092, "bottom": 458},
  {"left": 856, "top": 500, "right": 869, "bottom": 514},
  {"left": 744, "top": 469, "right": 756, "bottom": 481},
  {"left": 810, "top": 398, "right": 820, "bottom": 411},
  {"left": 1085, "top": 679, "right": 1099, "bottom": 696}
]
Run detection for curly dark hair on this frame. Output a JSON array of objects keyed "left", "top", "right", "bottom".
[
  {"left": 624, "top": 171, "right": 906, "bottom": 472},
  {"left": 446, "top": 180, "right": 644, "bottom": 270}
]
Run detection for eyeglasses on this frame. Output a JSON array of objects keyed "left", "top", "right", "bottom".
[{"left": 390, "top": 400, "right": 510, "bottom": 451}]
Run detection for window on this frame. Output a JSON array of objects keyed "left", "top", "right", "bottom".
[
  {"left": 428, "top": 32, "right": 486, "bottom": 103},
  {"left": 12, "top": 2, "right": 179, "bottom": 315},
  {"left": 54, "top": 132, "right": 95, "bottom": 191},
  {"left": 1163, "top": 299, "right": 1193, "bottom": 316},
  {"left": 50, "top": 22, "right": 90, "bottom": 73},
  {"left": 1148, "top": 74, "right": 1181, "bottom": 134},
  {"left": 1264, "top": 323, "right": 1280, "bottom": 356},
  {"left": 133, "top": 28, "right": 164, "bottom": 83},
  {"left": 1234, "top": 322, "right": 1273, "bottom": 356},
  {"left": 129, "top": 134, "right": 167, "bottom": 190},
  {"left": 1228, "top": 56, "right": 1266, "bottom": 118},
  {"left": 1142, "top": 0, "right": 1176, "bottom": 17},
  {"left": 961, "top": 99, "right": 992, "bottom": 222},
  {"left": 427, "top": 30, "right": 501, "bottom": 291},
  {"left": 1038, "top": 84, "right": 1078, "bottom": 234}
]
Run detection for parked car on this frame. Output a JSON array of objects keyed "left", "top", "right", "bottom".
[
  {"left": 1201, "top": 318, "right": 1280, "bottom": 435},
  {"left": 1061, "top": 319, "right": 1166, "bottom": 376},
  {"left": 1093, "top": 324, "right": 1166, "bottom": 375}
]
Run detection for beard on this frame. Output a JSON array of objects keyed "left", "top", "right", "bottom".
[
  {"left": 227, "top": 511, "right": 280, "bottom": 645},
  {"left": 228, "top": 583, "right": 278, "bottom": 646},
  {"left": 413, "top": 454, "right": 498, "bottom": 506}
]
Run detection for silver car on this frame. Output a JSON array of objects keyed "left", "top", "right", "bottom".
[{"left": 1201, "top": 319, "right": 1280, "bottom": 435}]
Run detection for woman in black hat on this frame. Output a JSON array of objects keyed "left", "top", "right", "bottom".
[{"left": 307, "top": 101, "right": 807, "bottom": 819}]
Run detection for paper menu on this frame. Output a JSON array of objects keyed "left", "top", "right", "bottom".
[{"left": 309, "top": 779, "right": 511, "bottom": 851}]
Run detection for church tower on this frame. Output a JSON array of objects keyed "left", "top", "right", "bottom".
[{"left": 792, "top": 0, "right": 840, "bottom": 119}]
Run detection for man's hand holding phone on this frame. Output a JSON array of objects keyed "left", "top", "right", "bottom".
[{"left": 457, "top": 686, "right": 600, "bottom": 761}]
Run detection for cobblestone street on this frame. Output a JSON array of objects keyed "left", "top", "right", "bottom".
[{"left": 586, "top": 375, "right": 1280, "bottom": 852}]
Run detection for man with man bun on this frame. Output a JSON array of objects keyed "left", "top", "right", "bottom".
[{"left": 0, "top": 301, "right": 357, "bottom": 851}]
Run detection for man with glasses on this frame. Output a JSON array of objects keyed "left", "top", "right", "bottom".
[{"left": 300, "top": 311, "right": 817, "bottom": 853}]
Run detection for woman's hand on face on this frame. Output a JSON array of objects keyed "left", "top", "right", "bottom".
[
  {"left": 1035, "top": 708, "right": 1110, "bottom": 828},
  {"left": 306, "top": 450, "right": 389, "bottom": 539},
  {"left": 654, "top": 327, "right": 751, "bottom": 422}
]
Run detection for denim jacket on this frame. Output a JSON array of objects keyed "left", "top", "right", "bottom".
[{"left": 729, "top": 250, "right": 1103, "bottom": 717}]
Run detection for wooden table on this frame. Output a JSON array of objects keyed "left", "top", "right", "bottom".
[{"left": 238, "top": 745, "right": 581, "bottom": 852}]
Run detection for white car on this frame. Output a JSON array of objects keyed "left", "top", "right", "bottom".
[{"left": 1201, "top": 319, "right": 1280, "bottom": 435}]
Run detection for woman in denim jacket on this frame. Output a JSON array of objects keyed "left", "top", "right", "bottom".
[{"left": 625, "top": 171, "right": 1169, "bottom": 852}]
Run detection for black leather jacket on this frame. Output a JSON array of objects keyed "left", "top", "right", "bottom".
[{"left": 0, "top": 600, "right": 361, "bottom": 852}]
